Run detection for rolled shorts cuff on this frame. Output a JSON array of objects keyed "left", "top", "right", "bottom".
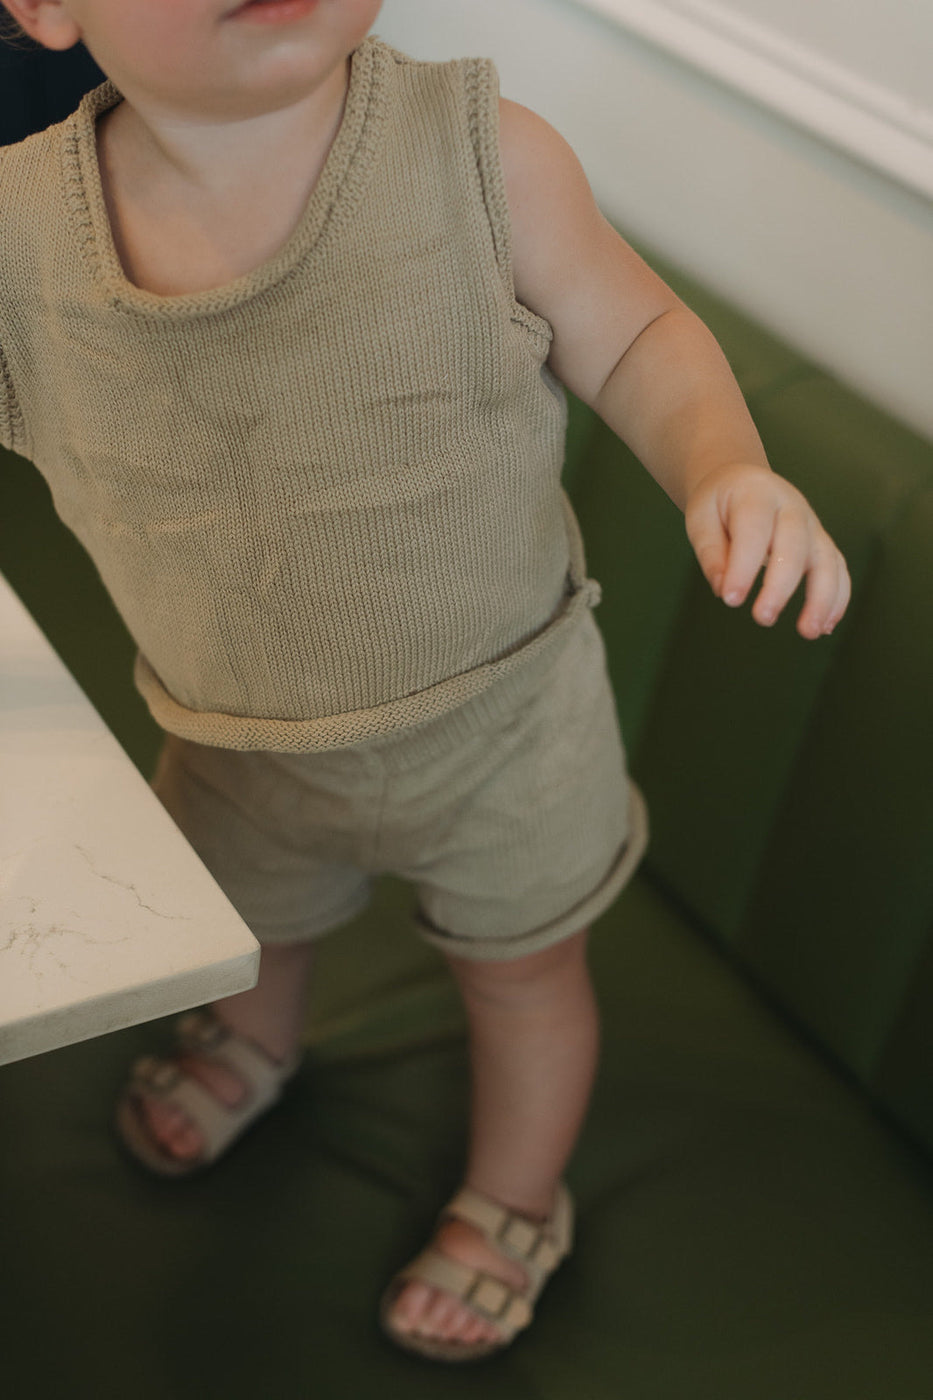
[{"left": 414, "top": 783, "right": 649, "bottom": 963}]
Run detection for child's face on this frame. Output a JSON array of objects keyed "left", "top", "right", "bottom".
[{"left": 10, "top": 0, "right": 383, "bottom": 120}]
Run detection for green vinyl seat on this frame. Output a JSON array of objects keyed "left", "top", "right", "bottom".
[{"left": 1, "top": 242, "right": 932, "bottom": 1399}]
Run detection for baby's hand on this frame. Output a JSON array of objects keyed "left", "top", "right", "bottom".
[{"left": 684, "top": 463, "right": 851, "bottom": 639}]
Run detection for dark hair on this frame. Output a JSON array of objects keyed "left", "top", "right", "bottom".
[{"left": 0, "top": 9, "right": 35, "bottom": 49}]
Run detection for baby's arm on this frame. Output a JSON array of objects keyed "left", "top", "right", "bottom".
[{"left": 498, "top": 100, "right": 850, "bottom": 640}]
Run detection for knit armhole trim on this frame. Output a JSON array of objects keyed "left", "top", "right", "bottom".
[
  {"left": 0, "top": 335, "right": 24, "bottom": 456},
  {"left": 462, "top": 58, "right": 553, "bottom": 353}
]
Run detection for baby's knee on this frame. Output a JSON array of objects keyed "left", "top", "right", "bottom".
[{"left": 444, "top": 926, "right": 590, "bottom": 1003}]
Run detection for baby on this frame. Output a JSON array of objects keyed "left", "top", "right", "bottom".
[{"left": 0, "top": 0, "right": 850, "bottom": 1364}]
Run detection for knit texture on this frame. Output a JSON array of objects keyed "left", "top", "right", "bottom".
[{"left": 0, "top": 36, "right": 599, "bottom": 751}]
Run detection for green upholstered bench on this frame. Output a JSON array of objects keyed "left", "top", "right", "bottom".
[{"left": 2, "top": 247, "right": 932, "bottom": 1399}]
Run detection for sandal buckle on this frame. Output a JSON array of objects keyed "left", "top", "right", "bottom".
[
  {"left": 176, "top": 1010, "right": 226, "bottom": 1052},
  {"left": 498, "top": 1215, "right": 540, "bottom": 1259},
  {"left": 131, "top": 1055, "right": 181, "bottom": 1093},
  {"left": 497, "top": 1214, "right": 558, "bottom": 1271},
  {"left": 463, "top": 1272, "right": 514, "bottom": 1323}
]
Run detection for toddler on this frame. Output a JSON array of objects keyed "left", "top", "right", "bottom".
[{"left": 0, "top": 0, "right": 850, "bottom": 1364}]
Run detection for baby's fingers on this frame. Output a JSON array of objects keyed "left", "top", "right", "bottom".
[
  {"left": 714, "top": 498, "right": 777, "bottom": 608},
  {"left": 752, "top": 519, "right": 850, "bottom": 639},
  {"left": 748, "top": 511, "right": 813, "bottom": 627},
  {"left": 685, "top": 470, "right": 851, "bottom": 640},
  {"left": 687, "top": 487, "right": 779, "bottom": 603},
  {"left": 795, "top": 540, "right": 851, "bottom": 639},
  {"left": 684, "top": 493, "right": 730, "bottom": 596}
]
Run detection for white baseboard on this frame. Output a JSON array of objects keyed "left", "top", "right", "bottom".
[{"left": 575, "top": 0, "right": 933, "bottom": 201}]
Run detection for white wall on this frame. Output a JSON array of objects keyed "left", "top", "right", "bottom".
[
  {"left": 705, "top": 0, "right": 930, "bottom": 113},
  {"left": 376, "top": 0, "right": 933, "bottom": 442},
  {"left": 575, "top": 0, "right": 933, "bottom": 199}
]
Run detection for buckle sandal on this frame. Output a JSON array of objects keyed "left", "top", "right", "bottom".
[
  {"left": 113, "top": 1007, "right": 303, "bottom": 1178},
  {"left": 379, "top": 1180, "right": 574, "bottom": 1363}
]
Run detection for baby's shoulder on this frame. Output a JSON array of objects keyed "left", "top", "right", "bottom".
[
  {"left": 0, "top": 100, "right": 81, "bottom": 203},
  {"left": 0, "top": 123, "right": 62, "bottom": 247}
]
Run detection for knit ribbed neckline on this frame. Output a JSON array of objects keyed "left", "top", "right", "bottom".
[{"left": 62, "top": 34, "right": 386, "bottom": 318}]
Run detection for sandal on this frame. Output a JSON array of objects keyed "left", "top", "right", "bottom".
[
  {"left": 379, "top": 1180, "right": 574, "bottom": 1362},
  {"left": 113, "top": 1007, "right": 303, "bottom": 1178}
]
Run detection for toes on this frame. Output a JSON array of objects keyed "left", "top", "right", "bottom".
[
  {"left": 167, "top": 1123, "right": 203, "bottom": 1160},
  {"left": 388, "top": 1214, "right": 528, "bottom": 1350},
  {"left": 390, "top": 1282, "right": 501, "bottom": 1348},
  {"left": 137, "top": 1096, "right": 203, "bottom": 1160},
  {"left": 390, "top": 1280, "right": 432, "bottom": 1331},
  {"left": 420, "top": 1291, "right": 465, "bottom": 1342},
  {"left": 432, "top": 1299, "right": 498, "bottom": 1346},
  {"left": 128, "top": 1050, "right": 247, "bottom": 1164},
  {"left": 460, "top": 1314, "right": 490, "bottom": 1345}
]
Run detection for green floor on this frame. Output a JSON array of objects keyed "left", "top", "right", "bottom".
[{"left": 2, "top": 872, "right": 932, "bottom": 1398}]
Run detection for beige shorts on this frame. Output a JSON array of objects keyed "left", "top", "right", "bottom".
[{"left": 152, "top": 611, "right": 648, "bottom": 962}]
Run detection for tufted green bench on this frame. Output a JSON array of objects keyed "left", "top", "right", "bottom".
[{"left": 1, "top": 245, "right": 931, "bottom": 1399}]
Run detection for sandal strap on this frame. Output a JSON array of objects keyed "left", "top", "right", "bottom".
[
  {"left": 380, "top": 1183, "right": 575, "bottom": 1359},
  {"left": 174, "top": 1009, "right": 229, "bottom": 1053},
  {"left": 440, "top": 1182, "right": 574, "bottom": 1285},
  {"left": 174, "top": 1008, "right": 302, "bottom": 1088},
  {"left": 394, "top": 1246, "right": 533, "bottom": 1336},
  {"left": 125, "top": 1009, "right": 302, "bottom": 1164},
  {"left": 128, "top": 1054, "right": 266, "bottom": 1157}
]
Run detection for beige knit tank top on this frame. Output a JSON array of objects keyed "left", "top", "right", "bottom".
[{"left": 0, "top": 37, "right": 600, "bottom": 752}]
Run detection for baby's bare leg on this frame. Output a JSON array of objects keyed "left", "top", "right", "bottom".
[
  {"left": 388, "top": 927, "right": 599, "bottom": 1346},
  {"left": 136, "top": 938, "right": 316, "bottom": 1161},
  {"left": 213, "top": 937, "right": 317, "bottom": 1061}
]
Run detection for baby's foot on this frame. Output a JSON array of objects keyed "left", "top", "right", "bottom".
[
  {"left": 387, "top": 1214, "right": 532, "bottom": 1348},
  {"left": 129, "top": 1013, "right": 292, "bottom": 1163},
  {"left": 132, "top": 1049, "right": 249, "bottom": 1162}
]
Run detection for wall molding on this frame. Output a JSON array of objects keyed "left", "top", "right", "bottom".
[{"left": 573, "top": 0, "right": 933, "bottom": 200}]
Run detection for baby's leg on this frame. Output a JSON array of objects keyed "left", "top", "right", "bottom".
[
  {"left": 137, "top": 938, "right": 316, "bottom": 1163},
  {"left": 138, "top": 735, "right": 372, "bottom": 1164},
  {"left": 387, "top": 925, "right": 598, "bottom": 1347}
]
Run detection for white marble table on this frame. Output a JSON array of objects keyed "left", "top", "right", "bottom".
[{"left": 0, "top": 573, "right": 260, "bottom": 1065}]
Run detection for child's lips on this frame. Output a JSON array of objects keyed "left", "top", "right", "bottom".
[{"left": 229, "top": 0, "right": 320, "bottom": 22}]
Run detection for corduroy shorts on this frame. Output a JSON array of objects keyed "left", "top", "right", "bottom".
[{"left": 152, "top": 611, "right": 648, "bottom": 962}]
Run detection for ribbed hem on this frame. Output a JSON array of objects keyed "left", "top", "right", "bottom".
[
  {"left": 0, "top": 337, "right": 24, "bottom": 455},
  {"left": 135, "top": 572, "right": 601, "bottom": 754}
]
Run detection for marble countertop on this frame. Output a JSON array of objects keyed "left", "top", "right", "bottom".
[{"left": 0, "top": 573, "right": 260, "bottom": 1065}]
